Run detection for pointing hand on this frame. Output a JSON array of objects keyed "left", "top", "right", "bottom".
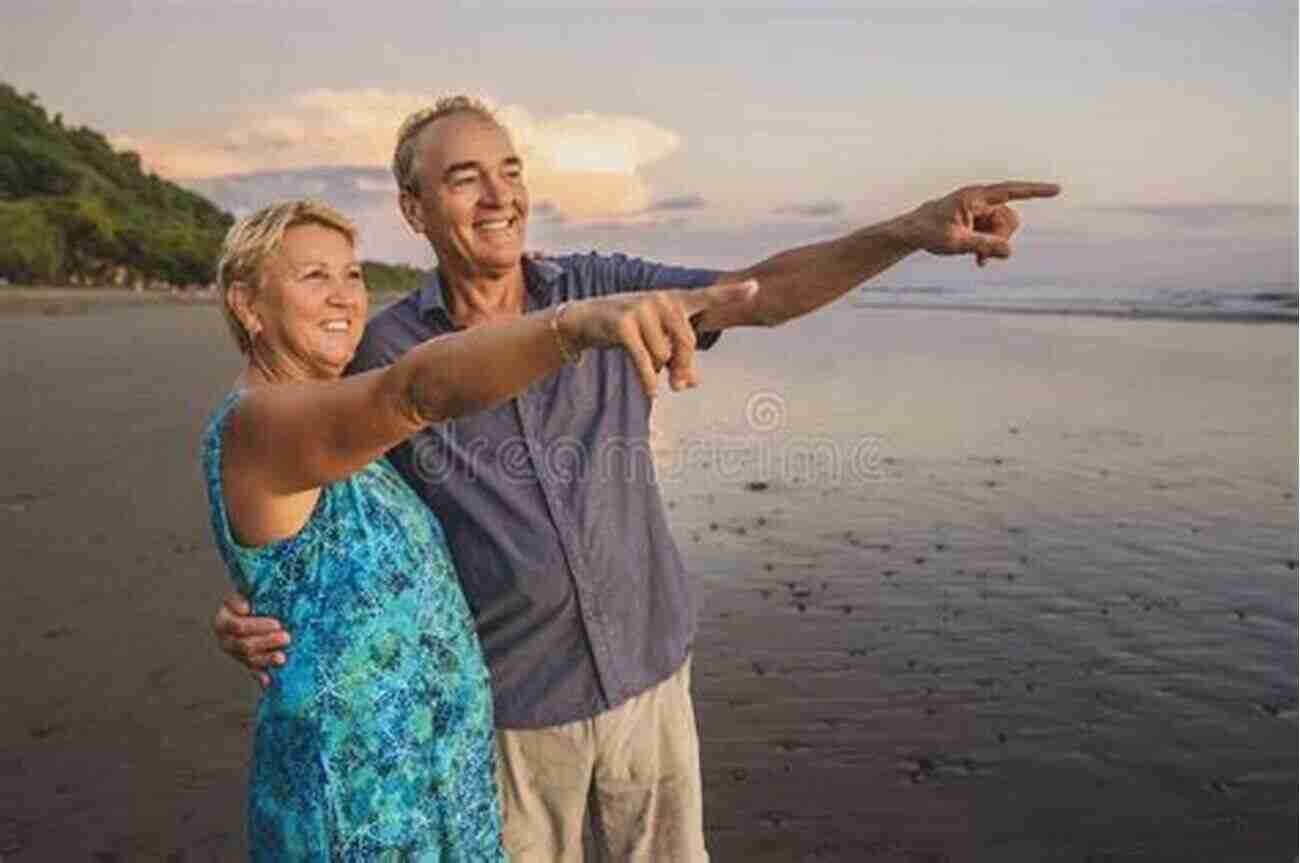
[
  {"left": 900, "top": 181, "right": 1061, "bottom": 267},
  {"left": 561, "top": 280, "right": 759, "bottom": 396}
]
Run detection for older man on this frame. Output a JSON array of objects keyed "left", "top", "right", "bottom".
[{"left": 215, "top": 95, "right": 1059, "bottom": 861}]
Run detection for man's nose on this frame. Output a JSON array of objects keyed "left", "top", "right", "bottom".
[{"left": 480, "top": 173, "right": 513, "bottom": 207}]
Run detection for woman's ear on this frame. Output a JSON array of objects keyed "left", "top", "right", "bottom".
[{"left": 227, "top": 280, "right": 261, "bottom": 341}]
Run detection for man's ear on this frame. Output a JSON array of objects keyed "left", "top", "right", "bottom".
[{"left": 399, "top": 189, "right": 426, "bottom": 235}]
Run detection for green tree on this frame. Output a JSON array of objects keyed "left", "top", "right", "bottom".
[{"left": 0, "top": 200, "right": 62, "bottom": 282}]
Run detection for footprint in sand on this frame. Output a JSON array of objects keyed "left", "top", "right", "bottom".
[
  {"left": 0, "top": 492, "right": 40, "bottom": 513},
  {"left": 27, "top": 721, "right": 64, "bottom": 741},
  {"left": 0, "top": 816, "right": 28, "bottom": 855}
]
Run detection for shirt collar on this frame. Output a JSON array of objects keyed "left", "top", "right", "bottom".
[{"left": 417, "top": 256, "right": 565, "bottom": 321}]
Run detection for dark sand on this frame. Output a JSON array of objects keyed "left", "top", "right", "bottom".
[{"left": 0, "top": 297, "right": 1295, "bottom": 861}]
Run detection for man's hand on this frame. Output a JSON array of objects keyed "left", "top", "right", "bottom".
[
  {"left": 899, "top": 181, "right": 1061, "bottom": 267},
  {"left": 213, "top": 592, "right": 290, "bottom": 689},
  {"left": 562, "top": 280, "right": 758, "bottom": 396}
]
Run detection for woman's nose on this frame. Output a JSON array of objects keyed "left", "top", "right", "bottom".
[{"left": 327, "top": 276, "right": 361, "bottom": 305}]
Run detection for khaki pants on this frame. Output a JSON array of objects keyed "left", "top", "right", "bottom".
[{"left": 495, "top": 657, "right": 709, "bottom": 862}]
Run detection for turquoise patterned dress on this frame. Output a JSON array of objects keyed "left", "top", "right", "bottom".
[{"left": 201, "top": 392, "right": 505, "bottom": 862}]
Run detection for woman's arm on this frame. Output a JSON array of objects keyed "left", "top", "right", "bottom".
[
  {"left": 214, "top": 279, "right": 756, "bottom": 673},
  {"left": 226, "top": 280, "right": 757, "bottom": 498}
]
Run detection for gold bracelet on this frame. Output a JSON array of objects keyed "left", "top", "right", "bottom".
[{"left": 549, "top": 301, "right": 583, "bottom": 365}]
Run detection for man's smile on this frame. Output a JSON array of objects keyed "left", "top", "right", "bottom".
[{"left": 473, "top": 215, "right": 519, "bottom": 233}]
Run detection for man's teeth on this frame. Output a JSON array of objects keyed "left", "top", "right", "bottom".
[
  {"left": 322, "top": 321, "right": 349, "bottom": 332},
  {"left": 477, "top": 219, "right": 512, "bottom": 230}
]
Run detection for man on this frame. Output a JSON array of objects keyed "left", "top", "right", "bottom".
[{"left": 214, "top": 95, "right": 1059, "bottom": 861}]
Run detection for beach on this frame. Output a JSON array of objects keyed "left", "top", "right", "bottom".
[{"left": 0, "top": 296, "right": 1295, "bottom": 861}]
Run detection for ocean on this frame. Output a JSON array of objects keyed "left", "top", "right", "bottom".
[{"left": 853, "top": 280, "right": 1299, "bottom": 322}]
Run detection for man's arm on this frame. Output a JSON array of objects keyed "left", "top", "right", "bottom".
[{"left": 694, "top": 181, "right": 1060, "bottom": 331}]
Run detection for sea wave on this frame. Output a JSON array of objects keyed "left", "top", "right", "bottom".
[{"left": 852, "top": 283, "right": 1298, "bottom": 322}]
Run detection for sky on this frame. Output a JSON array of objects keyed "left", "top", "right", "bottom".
[{"left": 3, "top": 0, "right": 1296, "bottom": 289}]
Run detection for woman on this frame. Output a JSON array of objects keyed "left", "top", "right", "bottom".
[{"left": 200, "top": 199, "right": 750, "bottom": 860}]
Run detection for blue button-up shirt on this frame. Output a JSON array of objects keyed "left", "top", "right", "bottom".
[{"left": 348, "top": 253, "right": 721, "bottom": 728}]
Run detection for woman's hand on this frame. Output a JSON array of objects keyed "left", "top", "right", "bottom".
[
  {"left": 212, "top": 592, "right": 291, "bottom": 688},
  {"left": 560, "top": 280, "right": 758, "bottom": 397}
]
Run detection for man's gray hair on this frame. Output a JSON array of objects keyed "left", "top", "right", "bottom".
[{"left": 391, "top": 95, "right": 501, "bottom": 195}]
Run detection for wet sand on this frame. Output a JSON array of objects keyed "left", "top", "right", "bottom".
[
  {"left": 0, "top": 287, "right": 215, "bottom": 319},
  {"left": 0, "top": 299, "right": 1294, "bottom": 861}
]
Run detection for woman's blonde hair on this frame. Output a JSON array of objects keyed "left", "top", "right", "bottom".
[{"left": 216, "top": 199, "right": 357, "bottom": 353}]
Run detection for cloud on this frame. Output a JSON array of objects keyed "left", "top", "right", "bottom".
[
  {"left": 182, "top": 166, "right": 1297, "bottom": 289},
  {"left": 774, "top": 200, "right": 844, "bottom": 219},
  {"left": 185, "top": 166, "right": 425, "bottom": 264},
  {"left": 1099, "top": 203, "right": 1294, "bottom": 232},
  {"left": 113, "top": 88, "right": 429, "bottom": 178},
  {"left": 116, "top": 89, "right": 684, "bottom": 222},
  {"left": 530, "top": 201, "right": 566, "bottom": 224},
  {"left": 186, "top": 166, "right": 392, "bottom": 215},
  {"left": 645, "top": 194, "right": 707, "bottom": 213},
  {"left": 531, "top": 217, "right": 846, "bottom": 271}
]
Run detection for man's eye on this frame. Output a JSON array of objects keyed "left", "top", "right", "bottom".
[{"left": 451, "top": 174, "right": 478, "bottom": 187}]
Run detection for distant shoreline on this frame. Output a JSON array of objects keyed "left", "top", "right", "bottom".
[
  {"left": 5, "top": 285, "right": 1295, "bottom": 325},
  {"left": 0, "top": 285, "right": 404, "bottom": 317},
  {"left": 848, "top": 299, "right": 1298, "bottom": 325}
]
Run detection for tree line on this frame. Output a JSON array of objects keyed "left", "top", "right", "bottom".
[
  {"left": 0, "top": 83, "right": 233, "bottom": 285},
  {"left": 0, "top": 83, "right": 432, "bottom": 294}
]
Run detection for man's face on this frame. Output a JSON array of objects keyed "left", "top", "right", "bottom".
[{"left": 402, "top": 113, "right": 529, "bottom": 280}]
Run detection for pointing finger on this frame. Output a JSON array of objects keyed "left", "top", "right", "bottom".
[
  {"left": 679, "top": 279, "right": 759, "bottom": 318},
  {"left": 978, "top": 181, "right": 1061, "bottom": 206}
]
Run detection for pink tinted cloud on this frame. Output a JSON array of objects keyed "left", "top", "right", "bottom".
[{"left": 114, "top": 89, "right": 683, "bottom": 221}]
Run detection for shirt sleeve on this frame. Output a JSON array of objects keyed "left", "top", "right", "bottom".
[
  {"left": 560, "top": 252, "right": 725, "bottom": 350},
  {"left": 345, "top": 301, "right": 416, "bottom": 376}
]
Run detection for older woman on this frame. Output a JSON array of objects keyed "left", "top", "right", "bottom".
[{"left": 201, "top": 199, "right": 750, "bottom": 860}]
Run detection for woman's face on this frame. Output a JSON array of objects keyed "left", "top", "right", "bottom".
[{"left": 249, "top": 223, "right": 368, "bottom": 381}]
